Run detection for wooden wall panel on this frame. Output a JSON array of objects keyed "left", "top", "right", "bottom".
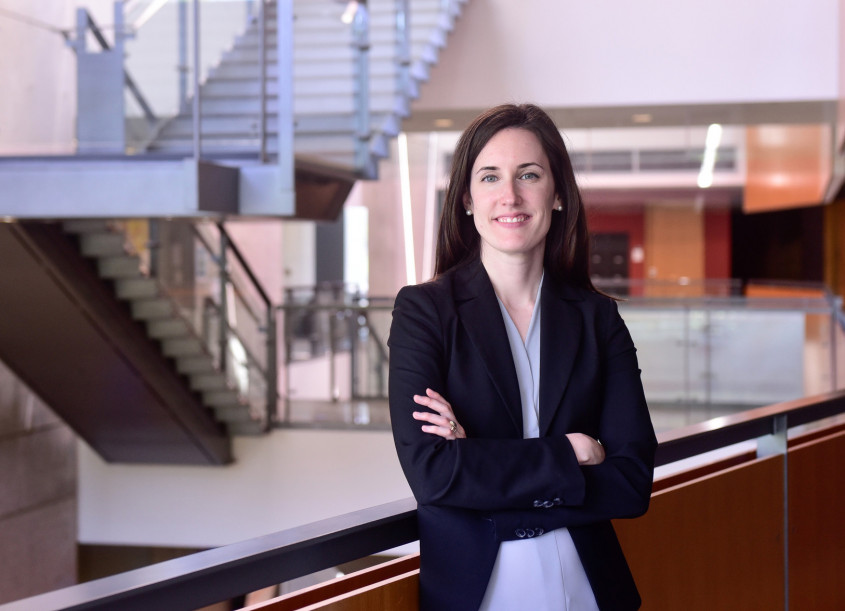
[
  {"left": 299, "top": 571, "right": 418, "bottom": 611},
  {"left": 644, "top": 205, "right": 704, "bottom": 296},
  {"left": 744, "top": 125, "right": 831, "bottom": 213},
  {"left": 788, "top": 430, "right": 845, "bottom": 610},
  {"left": 614, "top": 456, "right": 785, "bottom": 611},
  {"left": 245, "top": 556, "right": 420, "bottom": 611}
]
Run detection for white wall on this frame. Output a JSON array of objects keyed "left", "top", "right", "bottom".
[
  {"left": 77, "top": 429, "right": 412, "bottom": 548},
  {"left": 414, "top": 0, "right": 838, "bottom": 113},
  {"left": 0, "top": 0, "right": 111, "bottom": 154}
]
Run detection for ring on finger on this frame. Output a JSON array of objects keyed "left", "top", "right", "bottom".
[{"left": 448, "top": 420, "right": 457, "bottom": 433}]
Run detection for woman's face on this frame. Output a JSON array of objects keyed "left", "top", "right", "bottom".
[{"left": 464, "top": 128, "right": 559, "bottom": 266}]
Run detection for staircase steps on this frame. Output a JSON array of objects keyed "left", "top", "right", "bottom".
[
  {"left": 98, "top": 255, "right": 147, "bottom": 279},
  {"left": 63, "top": 221, "right": 267, "bottom": 436},
  {"left": 146, "top": 0, "right": 470, "bottom": 183}
]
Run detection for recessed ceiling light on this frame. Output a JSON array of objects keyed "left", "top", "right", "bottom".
[
  {"left": 632, "top": 113, "right": 653, "bottom": 124},
  {"left": 433, "top": 118, "right": 454, "bottom": 128}
]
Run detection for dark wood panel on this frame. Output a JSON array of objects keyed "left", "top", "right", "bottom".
[
  {"left": 246, "top": 555, "right": 420, "bottom": 611},
  {"left": 615, "top": 456, "right": 784, "bottom": 610},
  {"left": 788, "top": 430, "right": 845, "bottom": 609},
  {"left": 310, "top": 571, "right": 418, "bottom": 611},
  {"left": 0, "top": 222, "right": 230, "bottom": 464}
]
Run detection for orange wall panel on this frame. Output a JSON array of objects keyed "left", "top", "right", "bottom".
[
  {"left": 744, "top": 124, "right": 832, "bottom": 213},
  {"left": 644, "top": 204, "right": 704, "bottom": 296}
]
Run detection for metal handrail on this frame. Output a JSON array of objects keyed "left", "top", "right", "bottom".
[
  {"left": 4, "top": 390, "right": 845, "bottom": 611},
  {"left": 352, "top": 1, "right": 371, "bottom": 171},
  {"left": 124, "top": 0, "right": 170, "bottom": 31},
  {"left": 258, "top": 0, "right": 268, "bottom": 162}
]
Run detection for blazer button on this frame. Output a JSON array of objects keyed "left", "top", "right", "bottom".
[
  {"left": 553, "top": 497, "right": 562, "bottom": 506},
  {"left": 525, "top": 529, "right": 535, "bottom": 538},
  {"left": 515, "top": 529, "right": 526, "bottom": 538},
  {"left": 533, "top": 500, "right": 543, "bottom": 508},
  {"left": 536, "top": 528, "right": 545, "bottom": 536},
  {"left": 543, "top": 500, "right": 554, "bottom": 508}
]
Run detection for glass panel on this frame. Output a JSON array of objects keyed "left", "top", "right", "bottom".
[
  {"left": 116, "top": 218, "right": 273, "bottom": 424},
  {"left": 124, "top": 0, "right": 262, "bottom": 156},
  {"left": 280, "top": 283, "right": 844, "bottom": 432}
]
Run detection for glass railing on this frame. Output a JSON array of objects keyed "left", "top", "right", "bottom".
[
  {"left": 279, "top": 284, "right": 391, "bottom": 425},
  {"left": 121, "top": 218, "right": 278, "bottom": 425},
  {"left": 121, "top": 0, "right": 265, "bottom": 156},
  {"left": 279, "top": 280, "right": 845, "bottom": 431}
]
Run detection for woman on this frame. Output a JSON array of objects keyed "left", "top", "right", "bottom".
[{"left": 388, "top": 104, "right": 656, "bottom": 611}]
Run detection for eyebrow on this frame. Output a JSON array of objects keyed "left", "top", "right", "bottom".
[{"left": 475, "top": 162, "right": 544, "bottom": 174}]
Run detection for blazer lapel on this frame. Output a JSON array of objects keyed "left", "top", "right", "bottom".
[
  {"left": 539, "top": 280, "right": 583, "bottom": 436},
  {"left": 454, "top": 261, "right": 524, "bottom": 435}
]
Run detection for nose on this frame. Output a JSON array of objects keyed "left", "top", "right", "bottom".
[{"left": 499, "top": 179, "right": 519, "bottom": 205}]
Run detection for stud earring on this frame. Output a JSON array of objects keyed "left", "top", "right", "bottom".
[
  {"left": 466, "top": 209, "right": 473, "bottom": 216},
  {"left": 554, "top": 204, "right": 563, "bottom": 211}
]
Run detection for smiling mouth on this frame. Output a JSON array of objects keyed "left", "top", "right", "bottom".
[{"left": 496, "top": 215, "right": 528, "bottom": 224}]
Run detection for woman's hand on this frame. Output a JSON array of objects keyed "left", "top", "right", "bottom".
[
  {"left": 566, "top": 433, "right": 605, "bottom": 465},
  {"left": 412, "top": 388, "right": 465, "bottom": 440}
]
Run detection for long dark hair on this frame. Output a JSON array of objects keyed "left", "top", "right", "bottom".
[{"left": 434, "top": 103, "right": 595, "bottom": 291}]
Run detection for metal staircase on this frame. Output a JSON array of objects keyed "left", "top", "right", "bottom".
[
  {"left": 146, "top": 0, "right": 468, "bottom": 183},
  {"left": 62, "top": 219, "right": 274, "bottom": 436}
]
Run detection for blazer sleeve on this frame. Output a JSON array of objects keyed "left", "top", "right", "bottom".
[
  {"left": 389, "top": 283, "right": 588, "bottom": 512},
  {"left": 489, "top": 299, "right": 657, "bottom": 539}
]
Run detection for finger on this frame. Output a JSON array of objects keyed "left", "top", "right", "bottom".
[
  {"left": 420, "top": 424, "right": 456, "bottom": 440},
  {"left": 414, "top": 395, "right": 452, "bottom": 419},
  {"left": 425, "top": 388, "right": 448, "bottom": 402},
  {"left": 413, "top": 411, "right": 456, "bottom": 431},
  {"left": 425, "top": 389, "right": 453, "bottom": 410}
]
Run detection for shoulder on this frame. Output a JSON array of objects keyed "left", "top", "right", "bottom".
[{"left": 396, "top": 261, "right": 479, "bottom": 307}]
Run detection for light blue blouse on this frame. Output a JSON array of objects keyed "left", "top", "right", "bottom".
[{"left": 479, "top": 275, "right": 599, "bottom": 611}]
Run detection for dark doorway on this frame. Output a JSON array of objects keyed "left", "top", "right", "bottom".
[
  {"left": 731, "top": 206, "right": 823, "bottom": 284},
  {"left": 591, "top": 232, "right": 630, "bottom": 295}
]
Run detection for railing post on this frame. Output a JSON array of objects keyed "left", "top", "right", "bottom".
[
  {"left": 74, "top": 4, "right": 126, "bottom": 153},
  {"left": 277, "top": 0, "right": 294, "bottom": 192},
  {"left": 178, "top": 0, "right": 189, "bottom": 113},
  {"left": 266, "top": 304, "right": 278, "bottom": 429},
  {"left": 192, "top": 0, "right": 202, "bottom": 160},
  {"left": 756, "top": 413, "right": 789, "bottom": 610},
  {"left": 352, "top": 1, "right": 371, "bottom": 171},
  {"left": 395, "top": 0, "right": 411, "bottom": 110},
  {"left": 258, "top": 0, "right": 268, "bottom": 162},
  {"left": 350, "top": 308, "right": 360, "bottom": 399},
  {"left": 218, "top": 229, "right": 229, "bottom": 374}
]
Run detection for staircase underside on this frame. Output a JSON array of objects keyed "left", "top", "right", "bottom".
[
  {"left": 0, "top": 156, "right": 355, "bottom": 220},
  {"left": 0, "top": 222, "right": 231, "bottom": 465}
]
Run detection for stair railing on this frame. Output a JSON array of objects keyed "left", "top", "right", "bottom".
[
  {"left": 258, "top": 0, "right": 269, "bottom": 162},
  {"left": 395, "top": 0, "right": 411, "bottom": 117},
  {"left": 352, "top": 1, "right": 372, "bottom": 172},
  {"left": 192, "top": 222, "right": 279, "bottom": 428}
]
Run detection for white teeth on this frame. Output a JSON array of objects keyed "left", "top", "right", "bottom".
[{"left": 497, "top": 215, "right": 526, "bottom": 224}]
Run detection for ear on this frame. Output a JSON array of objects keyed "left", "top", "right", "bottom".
[{"left": 462, "top": 192, "right": 472, "bottom": 213}]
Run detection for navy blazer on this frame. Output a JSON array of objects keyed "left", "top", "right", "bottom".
[{"left": 388, "top": 259, "right": 657, "bottom": 611}]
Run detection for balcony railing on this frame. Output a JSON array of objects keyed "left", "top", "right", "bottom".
[
  {"left": 5, "top": 389, "right": 845, "bottom": 610},
  {"left": 278, "top": 280, "right": 845, "bottom": 429}
]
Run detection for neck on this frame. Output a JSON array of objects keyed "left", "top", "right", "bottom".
[{"left": 481, "top": 248, "right": 545, "bottom": 309}]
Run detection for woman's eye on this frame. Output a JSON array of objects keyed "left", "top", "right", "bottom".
[
  {"left": 481, "top": 175, "right": 498, "bottom": 183},
  {"left": 520, "top": 172, "right": 539, "bottom": 180}
]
